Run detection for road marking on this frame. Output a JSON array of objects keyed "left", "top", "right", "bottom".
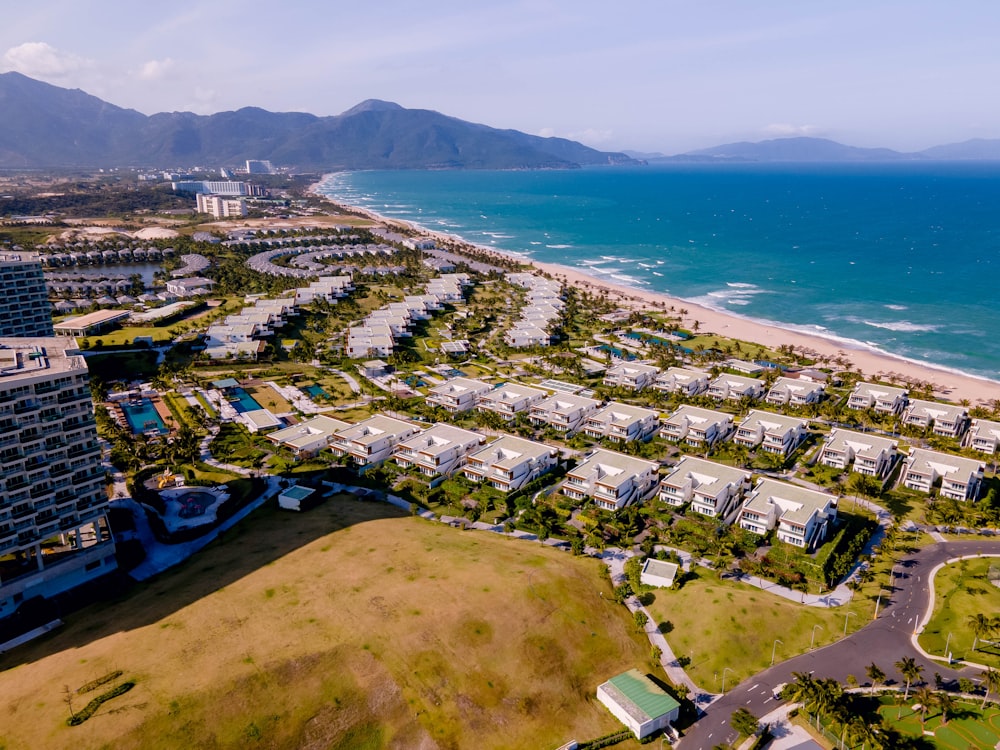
[
  {"left": 749, "top": 683, "right": 759, "bottom": 691},
  {"left": 764, "top": 697, "right": 774, "bottom": 703},
  {"left": 746, "top": 699, "right": 753, "bottom": 704}
]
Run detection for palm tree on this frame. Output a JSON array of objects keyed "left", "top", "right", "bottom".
[
  {"left": 982, "top": 668, "right": 1000, "bottom": 709},
  {"left": 895, "top": 656, "right": 923, "bottom": 700},
  {"left": 936, "top": 691, "right": 956, "bottom": 725},
  {"left": 912, "top": 686, "right": 936, "bottom": 729},
  {"left": 969, "top": 613, "right": 994, "bottom": 651},
  {"left": 866, "top": 662, "right": 886, "bottom": 695}
]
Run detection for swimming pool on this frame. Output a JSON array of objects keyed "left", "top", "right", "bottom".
[
  {"left": 597, "top": 344, "right": 636, "bottom": 361},
  {"left": 227, "top": 387, "right": 263, "bottom": 413},
  {"left": 303, "top": 384, "right": 328, "bottom": 399},
  {"left": 121, "top": 399, "right": 168, "bottom": 434}
]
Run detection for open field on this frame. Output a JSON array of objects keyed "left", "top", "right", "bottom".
[
  {"left": 919, "top": 557, "right": 1000, "bottom": 669},
  {"left": 879, "top": 696, "right": 1000, "bottom": 749},
  {"left": 0, "top": 498, "right": 650, "bottom": 750},
  {"left": 645, "top": 567, "right": 878, "bottom": 691}
]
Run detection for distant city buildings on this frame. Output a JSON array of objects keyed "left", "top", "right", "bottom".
[
  {"left": 0, "top": 253, "right": 54, "bottom": 338},
  {"left": 0, "top": 338, "right": 114, "bottom": 620},
  {"left": 245, "top": 159, "right": 275, "bottom": 174}
]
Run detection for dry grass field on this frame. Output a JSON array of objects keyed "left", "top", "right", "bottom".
[{"left": 0, "top": 497, "right": 648, "bottom": 749}]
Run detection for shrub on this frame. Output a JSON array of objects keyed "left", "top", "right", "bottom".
[{"left": 67, "top": 681, "right": 135, "bottom": 725}]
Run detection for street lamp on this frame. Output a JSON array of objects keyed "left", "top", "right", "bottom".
[
  {"left": 945, "top": 631, "right": 953, "bottom": 662},
  {"left": 844, "top": 611, "right": 857, "bottom": 635},
  {"left": 722, "top": 667, "right": 734, "bottom": 694},
  {"left": 811, "top": 624, "right": 823, "bottom": 650},
  {"left": 874, "top": 588, "right": 887, "bottom": 619},
  {"left": 890, "top": 563, "right": 901, "bottom": 587},
  {"left": 771, "top": 639, "right": 783, "bottom": 667}
]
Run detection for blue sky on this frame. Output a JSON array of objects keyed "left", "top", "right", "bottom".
[{"left": 2, "top": 1, "right": 998, "bottom": 153}]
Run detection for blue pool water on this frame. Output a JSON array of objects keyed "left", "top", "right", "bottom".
[
  {"left": 598, "top": 344, "right": 635, "bottom": 361},
  {"left": 303, "top": 384, "right": 328, "bottom": 399},
  {"left": 121, "top": 399, "right": 167, "bottom": 435},
  {"left": 228, "top": 387, "right": 263, "bottom": 413}
]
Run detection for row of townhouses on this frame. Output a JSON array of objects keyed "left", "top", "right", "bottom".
[{"left": 503, "top": 272, "right": 563, "bottom": 348}]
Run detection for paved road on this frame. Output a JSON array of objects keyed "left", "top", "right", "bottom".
[{"left": 678, "top": 539, "right": 1000, "bottom": 750}]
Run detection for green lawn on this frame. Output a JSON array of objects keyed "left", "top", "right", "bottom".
[
  {"left": 918, "top": 557, "right": 1000, "bottom": 668},
  {"left": 645, "top": 567, "right": 880, "bottom": 692},
  {"left": 879, "top": 696, "right": 1000, "bottom": 749}
]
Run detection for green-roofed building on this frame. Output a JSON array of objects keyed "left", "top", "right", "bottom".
[
  {"left": 211, "top": 378, "right": 240, "bottom": 389},
  {"left": 596, "top": 669, "right": 680, "bottom": 739}
]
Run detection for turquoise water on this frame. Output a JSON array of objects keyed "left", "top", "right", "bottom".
[
  {"left": 121, "top": 399, "right": 167, "bottom": 434},
  {"left": 319, "top": 164, "right": 1000, "bottom": 382},
  {"left": 303, "top": 384, "right": 328, "bottom": 399},
  {"left": 228, "top": 387, "right": 263, "bottom": 413}
]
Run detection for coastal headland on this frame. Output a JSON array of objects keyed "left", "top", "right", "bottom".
[{"left": 313, "top": 185, "right": 1000, "bottom": 407}]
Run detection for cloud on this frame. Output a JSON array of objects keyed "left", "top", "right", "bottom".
[
  {"left": 763, "top": 123, "right": 824, "bottom": 137},
  {"left": 137, "top": 58, "right": 174, "bottom": 80},
  {"left": 1, "top": 41, "right": 94, "bottom": 79}
]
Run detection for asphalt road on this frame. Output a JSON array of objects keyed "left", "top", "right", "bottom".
[{"left": 678, "top": 539, "right": 1000, "bottom": 750}]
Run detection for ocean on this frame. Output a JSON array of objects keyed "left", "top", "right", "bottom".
[{"left": 318, "top": 163, "right": 1000, "bottom": 383}]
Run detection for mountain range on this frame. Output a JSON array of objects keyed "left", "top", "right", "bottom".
[
  {"left": 2, "top": 72, "right": 1000, "bottom": 169},
  {"left": 0, "top": 72, "right": 634, "bottom": 170}
]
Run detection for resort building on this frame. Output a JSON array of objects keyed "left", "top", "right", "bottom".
[
  {"left": 734, "top": 410, "right": 808, "bottom": 456},
  {"left": 847, "top": 382, "right": 909, "bottom": 414},
  {"left": 561, "top": 449, "right": 659, "bottom": 511},
  {"left": 658, "top": 457, "right": 751, "bottom": 519},
  {"left": 603, "top": 362, "right": 660, "bottom": 391},
  {"left": 52, "top": 310, "right": 131, "bottom": 338},
  {"left": 0, "top": 338, "right": 115, "bottom": 621},
  {"left": 737, "top": 479, "right": 838, "bottom": 549},
  {"left": 330, "top": 414, "right": 421, "bottom": 468},
  {"left": 597, "top": 669, "right": 680, "bottom": 740},
  {"left": 393, "top": 424, "right": 486, "bottom": 477},
  {"left": 660, "top": 405, "right": 734, "bottom": 448},
  {"left": 266, "top": 415, "right": 351, "bottom": 458},
  {"left": 817, "top": 429, "right": 898, "bottom": 478},
  {"left": 195, "top": 193, "right": 247, "bottom": 219},
  {"left": 528, "top": 393, "right": 602, "bottom": 435},
  {"left": 476, "top": 383, "right": 548, "bottom": 422},
  {"left": 652, "top": 367, "right": 710, "bottom": 397},
  {"left": 965, "top": 418, "right": 1000, "bottom": 455},
  {"left": 426, "top": 377, "right": 493, "bottom": 414},
  {"left": 707, "top": 373, "right": 766, "bottom": 402},
  {"left": 901, "top": 448, "right": 984, "bottom": 501},
  {"left": 902, "top": 399, "right": 969, "bottom": 438},
  {"left": 463, "top": 435, "right": 558, "bottom": 494},
  {"left": 165, "top": 277, "right": 216, "bottom": 297},
  {"left": 765, "top": 377, "right": 825, "bottom": 407},
  {"left": 0, "top": 253, "right": 53, "bottom": 338},
  {"left": 583, "top": 402, "right": 660, "bottom": 443}
]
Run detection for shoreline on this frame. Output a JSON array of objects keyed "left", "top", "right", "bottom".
[{"left": 311, "top": 176, "right": 1000, "bottom": 406}]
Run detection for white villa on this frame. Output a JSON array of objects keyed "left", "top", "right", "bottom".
[
  {"left": 708, "top": 373, "right": 766, "bottom": 402},
  {"left": 658, "top": 457, "right": 751, "bottom": 519},
  {"left": 737, "top": 479, "right": 838, "bottom": 549},
  {"left": 734, "top": 410, "right": 808, "bottom": 456},
  {"left": 653, "top": 367, "right": 710, "bottom": 397},
  {"left": 529, "top": 393, "right": 602, "bottom": 435},
  {"left": 330, "top": 414, "right": 421, "bottom": 468},
  {"left": 597, "top": 670, "right": 681, "bottom": 741},
  {"left": 476, "top": 382, "right": 548, "bottom": 422},
  {"left": 965, "top": 418, "right": 1000, "bottom": 455},
  {"left": 266, "top": 415, "right": 351, "bottom": 458},
  {"left": 847, "top": 382, "right": 909, "bottom": 414},
  {"left": 583, "top": 402, "right": 660, "bottom": 443},
  {"left": 818, "top": 429, "right": 899, "bottom": 478},
  {"left": 902, "top": 399, "right": 969, "bottom": 438},
  {"left": 901, "top": 448, "right": 984, "bottom": 501},
  {"left": 660, "top": 405, "right": 734, "bottom": 448},
  {"left": 562, "top": 449, "right": 659, "bottom": 511},
  {"left": 765, "top": 376, "right": 825, "bottom": 406},
  {"left": 463, "top": 435, "right": 558, "bottom": 493},
  {"left": 393, "top": 424, "right": 486, "bottom": 477},
  {"left": 426, "top": 377, "right": 493, "bottom": 413},
  {"left": 603, "top": 362, "right": 660, "bottom": 391}
]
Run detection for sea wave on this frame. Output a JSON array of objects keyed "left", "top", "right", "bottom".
[
  {"left": 862, "top": 320, "right": 940, "bottom": 333},
  {"left": 547, "top": 244, "right": 572, "bottom": 249},
  {"left": 689, "top": 282, "right": 771, "bottom": 308},
  {"left": 884, "top": 304, "right": 908, "bottom": 311}
]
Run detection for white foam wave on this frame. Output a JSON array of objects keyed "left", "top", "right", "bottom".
[
  {"left": 652, "top": 271, "right": 664, "bottom": 276},
  {"left": 863, "top": 320, "right": 940, "bottom": 333},
  {"left": 884, "top": 304, "right": 908, "bottom": 311},
  {"left": 610, "top": 274, "right": 650, "bottom": 286},
  {"left": 547, "top": 244, "right": 572, "bottom": 249}
]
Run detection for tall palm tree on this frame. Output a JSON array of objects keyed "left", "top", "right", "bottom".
[
  {"left": 969, "top": 613, "right": 994, "bottom": 652},
  {"left": 982, "top": 668, "right": 1000, "bottom": 709},
  {"left": 866, "top": 662, "right": 886, "bottom": 696},
  {"left": 895, "top": 656, "right": 923, "bottom": 700},
  {"left": 912, "top": 686, "right": 937, "bottom": 729},
  {"left": 936, "top": 691, "right": 956, "bottom": 725}
]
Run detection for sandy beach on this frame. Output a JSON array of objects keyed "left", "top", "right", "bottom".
[{"left": 315, "top": 189, "right": 1000, "bottom": 407}]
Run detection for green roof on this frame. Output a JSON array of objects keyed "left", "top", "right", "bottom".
[
  {"left": 211, "top": 378, "right": 239, "bottom": 389},
  {"left": 606, "top": 669, "right": 680, "bottom": 720}
]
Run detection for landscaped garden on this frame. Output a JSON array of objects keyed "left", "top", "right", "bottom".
[{"left": 919, "top": 557, "right": 1000, "bottom": 669}]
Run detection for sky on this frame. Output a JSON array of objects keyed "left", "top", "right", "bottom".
[{"left": 2, "top": 0, "right": 999, "bottom": 154}]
